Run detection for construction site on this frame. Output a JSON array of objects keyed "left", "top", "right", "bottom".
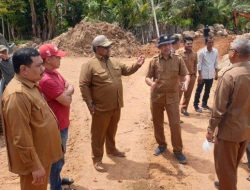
[{"left": 0, "top": 1, "right": 250, "bottom": 190}]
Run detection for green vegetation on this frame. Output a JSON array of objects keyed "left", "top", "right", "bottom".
[{"left": 0, "top": 0, "right": 249, "bottom": 42}]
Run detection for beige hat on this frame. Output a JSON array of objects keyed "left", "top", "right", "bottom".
[
  {"left": 0, "top": 45, "right": 8, "bottom": 52},
  {"left": 92, "top": 35, "right": 112, "bottom": 47}
]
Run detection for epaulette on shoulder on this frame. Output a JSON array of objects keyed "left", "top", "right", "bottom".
[{"left": 218, "top": 64, "right": 233, "bottom": 78}]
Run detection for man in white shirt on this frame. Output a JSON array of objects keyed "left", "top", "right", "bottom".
[{"left": 193, "top": 36, "right": 218, "bottom": 112}]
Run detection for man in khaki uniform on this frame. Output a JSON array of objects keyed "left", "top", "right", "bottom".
[
  {"left": 206, "top": 37, "right": 250, "bottom": 190},
  {"left": 178, "top": 37, "right": 197, "bottom": 116},
  {"left": 145, "top": 35, "right": 189, "bottom": 164},
  {"left": 2, "top": 48, "right": 63, "bottom": 190},
  {"left": 79, "top": 35, "right": 145, "bottom": 172}
]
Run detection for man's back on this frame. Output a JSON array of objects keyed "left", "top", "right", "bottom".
[{"left": 213, "top": 62, "right": 250, "bottom": 142}]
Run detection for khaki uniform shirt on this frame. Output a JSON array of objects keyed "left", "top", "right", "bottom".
[
  {"left": 208, "top": 61, "right": 250, "bottom": 142},
  {"left": 146, "top": 53, "right": 189, "bottom": 104},
  {"left": 177, "top": 48, "right": 197, "bottom": 76},
  {"left": 2, "top": 75, "right": 63, "bottom": 175},
  {"left": 79, "top": 55, "right": 141, "bottom": 111}
]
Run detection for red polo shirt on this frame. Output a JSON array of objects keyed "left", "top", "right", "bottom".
[{"left": 39, "top": 69, "right": 70, "bottom": 131}]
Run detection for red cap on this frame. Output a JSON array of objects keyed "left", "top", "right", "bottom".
[{"left": 39, "top": 44, "right": 66, "bottom": 59}]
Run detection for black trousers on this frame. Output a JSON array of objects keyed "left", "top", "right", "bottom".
[
  {"left": 247, "top": 143, "right": 250, "bottom": 169},
  {"left": 193, "top": 79, "right": 213, "bottom": 107}
]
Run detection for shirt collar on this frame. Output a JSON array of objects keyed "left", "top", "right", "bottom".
[
  {"left": 159, "top": 52, "right": 173, "bottom": 60},
  {"left": 44, "top": 68, "right": 57, "bottom": 75},
  {"left": 232, "top": 61, "right": 250, "bottom": 68},
  {"left": 95, "top": 54, "right": 109, "bottom": 63},
  {"left": 205, "top": 47, "right": 215, "bottom": 53},
  {"left": 15, "top": 74, "right": 39, "bottom": 88}
]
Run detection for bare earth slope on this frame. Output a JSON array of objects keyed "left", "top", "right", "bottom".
[{"left": 0, "top": 55, "right": 250, "bottom": 190}]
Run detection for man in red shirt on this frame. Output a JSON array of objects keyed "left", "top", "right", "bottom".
[{"left": 39, "top": 44, "right": 74, "bottom": 190}]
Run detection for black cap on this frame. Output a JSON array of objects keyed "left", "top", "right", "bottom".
[{"left": 157, "top": 35, "right": 175, "bottom": 47}]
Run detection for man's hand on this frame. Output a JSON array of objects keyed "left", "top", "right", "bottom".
[
  {"left": 214, "top": 73, "right": 218, "bottom": 80},
  {"left": 150, "top": 79, "right": 158, "bottom": 92},
  {"left": 65, "top": 84, "right": 74, "bottom": 96},
  {"left": 198, "top": 75, "right": 203, "bottom": 84},
  {"left": 32, "top": 167, "right": 46, "bottom": 186},
  {"left": 137, "top": 55, "right": 145, "bottom": 66},
  {"left": 206, "top": 130, "right": 214, "bottom": 142},
  {"left": 88, "top": 103, "right": 95, "bottom": 115},
  {"left": 0, "top": 53, "right": 9, "bottom": 60},
  {"left": 180, "top": 82, "right": 188, "bottom": 92}
]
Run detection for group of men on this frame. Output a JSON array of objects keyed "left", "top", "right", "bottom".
[{"left": 0, "top": 32, "right": 250, "bottom": 190}]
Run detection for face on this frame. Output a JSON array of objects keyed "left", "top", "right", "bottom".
[
  {"left": 228, "top": 46, "right": 238, "bottom": 63},
  {"left": 46, "top": 56, "right": 61, "bottom": 69},
  {"left": 96, "top": 46, "right": 111, "bottom": 58},
  {"left": 20, "top": 56, "right": 45, "bottom": 82},
  {"left": 207, "top": 39, "right": 214, "bottom": 50},
  {"left": 159, "top": 44, "right": 172, "bottom": 56},
  {"left": 184, "top": 41, "right": 193, "bottom": 51},
  {"left": 0, "top": 50, "right": 8, "bottom": 60}
]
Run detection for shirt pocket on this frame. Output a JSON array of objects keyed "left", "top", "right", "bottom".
[
  {"left": 93, "top": 70, "right": 109, "bottom": 81},
  {"left": 31, "top": 103, "right": 45, "bottom": 124}
]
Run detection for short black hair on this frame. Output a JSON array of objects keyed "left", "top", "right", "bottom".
[
  {"left": 12, "top": 48, "right": 40, "bottom": 74},
  {"left": 184, "top": 36, "right": 194, "bottom": 43}
]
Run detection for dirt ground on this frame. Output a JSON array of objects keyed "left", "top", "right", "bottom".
[{"left": 0, "top": 36, "right": 250, "bottom": 190}]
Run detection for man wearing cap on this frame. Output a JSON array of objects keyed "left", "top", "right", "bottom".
[
  {"left": 2, "top": 48, "right": 63, "bottom": 190},
  {"left": 0, "top": 45, "right": 15, "bottom": 135},
  {"left": 178, "top": 37, "right": 197, "bottom": 116},
  {"left": 206, "top": 37, "right": 250, "bottom": 190},
  {"left": 79, "top": 35, "right": 145, "bottom": 172},
  {"left": 171, "top": 34, "right": 181, "bottom": 53},
  {"left": 39, "top": 44, "right": 74, "bottom": 190},
  {"left": 0, "top": 45, "right": 14, "bottom": 94},
  {"left": 145, "top": 35, "right": 189, "bottom": 164}
]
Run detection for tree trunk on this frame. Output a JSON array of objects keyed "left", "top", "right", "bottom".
[
  {"left": 1, "top": 17, "right": 5, "bottom": 37},
  {"left": 29, "top": 0, "right": 37, "bottom": 37},
  {"left": 7, "top": 21, "right": 10, "bottom": 41},
  {"left": 11, "top": 25, "right": 15, "bottom": 41}
]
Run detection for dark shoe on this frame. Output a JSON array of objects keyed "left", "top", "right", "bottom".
[
  {"left": 107, "top": 150, "right": 126, "bottom": 157},
  {"left": 94, "top": 161, "right": 107, "bottom": 172},
  {"left": 154, "top": 146, "right": 166, "bottom": 156},
  {"left": 181, "top": 109, "right": 190, "bottom": 116},
  {"left": 202, "top": 105, "right": 211, "bottom": 110},
  {"left": 247, "top": 175, "right": 250, "bottom": 181},
  {"left": 174, "top": 152, "right": 187, "bottom": 164},
  {"left": 61, "top": 178, "right": 74, "bottom": 186},
  {"left": 194, "top": 106, "right": 202, "bottom": 113},
  {"left": 214, "top": 181, "right": 219, "bottom": 189},
  {"left": 180, "top": 120, "right": 184, "bottom": 124}
]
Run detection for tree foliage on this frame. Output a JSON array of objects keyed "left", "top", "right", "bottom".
[{"left": 0, "top": 0, "right": 249, "bottom": 42}]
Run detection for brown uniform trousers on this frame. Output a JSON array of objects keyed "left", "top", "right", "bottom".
[
  {"left": 79, "top": 55, "right": 141, "bottom": 163},
  {"left": 91, "top": 109, "right": 121, "bottom": 163},
  {"left": 179, "top": 74, "right": 196, "bottom": 109},
  {"left": 20, "top": 165, "right": 51, "bottom": 190},
  {"left": 146, "top": 53, "right": 188, "bottom": 152},
  {"left": 177, "top": 48, "right": 197, "bottom": 110},
  {"left": 214, "top": 139, "right": 247, "bottom": 190},
  {"left": 151, "top": 102, "right": 182, "bottom": 152},
  {"left": 208, "top": 62, "right": 250, "bottom": 190}
]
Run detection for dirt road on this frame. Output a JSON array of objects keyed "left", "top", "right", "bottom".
[{"left": 0, "top": 55, "right": 250, "bottom": 189}]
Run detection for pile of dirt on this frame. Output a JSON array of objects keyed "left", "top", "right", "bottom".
[
  {"left": 140, "top": 35, "right": 235, "bottom": 59},
  {"left": 51, "top": 21, "right": 141, "bottom": 57}
]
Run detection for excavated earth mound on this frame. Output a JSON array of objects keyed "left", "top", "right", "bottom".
[{"left": 51, "top": 21, "right": 141, "bottom": 57}]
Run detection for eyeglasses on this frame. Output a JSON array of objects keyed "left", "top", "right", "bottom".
[{"left": 229, "top": 48, "right": 237, "bottom": 53}]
